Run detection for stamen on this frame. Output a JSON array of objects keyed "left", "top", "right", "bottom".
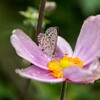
[{"left": 48, "top": 55, "right": 84, "bottom": 78}]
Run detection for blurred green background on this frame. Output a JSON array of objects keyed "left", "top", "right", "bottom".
[{"left": 0, "top": 0, "right": 100, "bottom": 100}]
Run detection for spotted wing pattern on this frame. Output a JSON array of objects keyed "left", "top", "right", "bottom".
[
  {"left": 38, "top": 27, "right": 58, "bottom": 58},
  {"left": 37, "top": 33, "right": 44, "bottom": 43}
]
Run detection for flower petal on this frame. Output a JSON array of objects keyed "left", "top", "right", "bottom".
[
  {"left": 85, "top": 57, "right": 100, "bottom": 71},
  {"left": 63, "top": 66, "right": 92, "bottom": 84},
  {"left": 55, "top": 36, "right": 73, "bottom": 59},
  {"left": 15, "top": 65, "right": 65, "bottom": 83},
  {"left": 84, "top": 69, "right": 100, "bottom": 83},
  {"left": 73, "top": 15, "right": 100, "bottom": 64},
  {"left": 11, "top": 29, "right": 50, "bottom": 70},
  {"left": 83, "top": 58, "right": 100, "bottom": 83}
]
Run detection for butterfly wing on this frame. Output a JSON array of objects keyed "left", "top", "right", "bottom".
[
  {"left": 38, "top": 27, "right": 58, "bottom": 59},
  {"left": 38, "top": 33, "right": 52, "bottom": 55},
  {"left": 37, "top": 33, "right": 44, "bottom": 43},
  {"left": 45, "top": 27, "right": 58, "bottom": 54}
]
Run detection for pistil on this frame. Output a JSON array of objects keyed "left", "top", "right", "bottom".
[{"left": 48, "top": 55, "right": 84, "bottom": 78}]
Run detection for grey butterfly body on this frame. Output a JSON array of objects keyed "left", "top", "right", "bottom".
[{"left": 38, "top": 27, "right": 58, "bottom": 59}]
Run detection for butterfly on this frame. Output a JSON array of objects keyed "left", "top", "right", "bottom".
[{"left": 38, "top": 27, "right": 58, "bottom": 59}]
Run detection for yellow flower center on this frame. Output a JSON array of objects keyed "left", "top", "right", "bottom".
[{"left": 48, "top": 55, "right": 84, "bottom": 78}]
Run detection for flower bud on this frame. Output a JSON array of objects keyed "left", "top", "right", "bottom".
[{"left": 45, "top": 1, "right": 57, "bottom": 13}]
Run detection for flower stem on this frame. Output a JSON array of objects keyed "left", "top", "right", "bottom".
[
  {"left": 22, "top": 79, "right": 31, "bottom": 100},
  {"left": 35, "top": 0, "right": 46, "bottom": 44},
  {"left": 22, "top": 0, "right": 46, "bottom": 100},
  {"left": 60, "top": 82, "right": 67, "bottom": 100}
]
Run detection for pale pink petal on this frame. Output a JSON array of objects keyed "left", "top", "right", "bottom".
[
  {"left": 15, "top": 65, "right": 65, "bottom": 83},
  {"left": 83, "top": 68, "right": 100, "bottom": 83},
  {"left": 11, "top": 29, "right": 50, "bottom": 70},
  {"left": 83, "top": 58, "right": 100, "bottom": 83},
  {"left": 55, "top": 36, "right": 73, "bottom": 59},
  {"left": 73, "top": 15, "right": 100, "bottom": 64},
  {"left": 84, "top": 57, "right": 100, "bottom": 71},
  {"left": 63, "top": 66, "right": 92, "bottom": 84}
]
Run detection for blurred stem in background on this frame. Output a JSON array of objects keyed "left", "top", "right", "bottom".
[
  {"left": 22, "top": 79, "right": 31, "bottom": 100},
  {"left": 35, "top": 0, "right": 46, "bottom": 44},
  {"left": 22, "top": 0, "right": 46, "bottom": 100}
]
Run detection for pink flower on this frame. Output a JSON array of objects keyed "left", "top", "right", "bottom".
[{"left": 11, "top": 15, "right": 100, "bottom": 84}]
